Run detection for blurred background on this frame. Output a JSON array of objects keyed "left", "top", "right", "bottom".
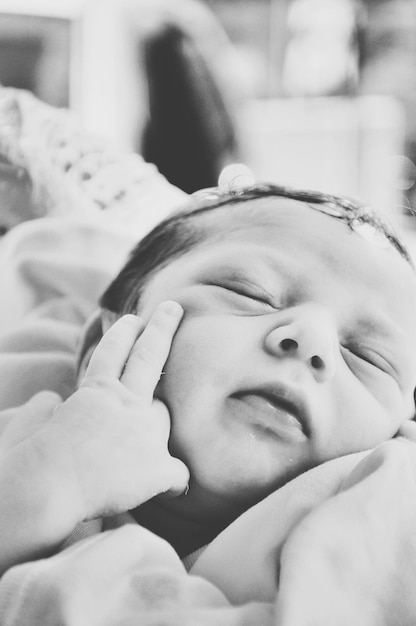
[{"left": 1, "top": 0, "right": 416, "bottom": 226}]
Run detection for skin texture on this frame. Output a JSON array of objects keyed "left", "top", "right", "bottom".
[{"left": 124, "top": 198, "right": 416, "bottom": 541}]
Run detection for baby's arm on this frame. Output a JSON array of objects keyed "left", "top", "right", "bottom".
[{"left": 0, "top": 301, "right": 189, "bottom": 575}]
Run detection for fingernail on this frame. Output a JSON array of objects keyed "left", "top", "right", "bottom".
[
  {"left": 122, "top": 314, "right": 142, "bottom": 324},
  {"left": 162, "top": 301, "right": 183, "bottom": 316}
]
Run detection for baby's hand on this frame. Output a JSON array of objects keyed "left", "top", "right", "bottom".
[{"left": 32, "top": 301, "right": 190, "bottom": 522}]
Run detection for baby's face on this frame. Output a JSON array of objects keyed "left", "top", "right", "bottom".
[{"left": 138, "top": 198, "right": 416, "bottom": 519}]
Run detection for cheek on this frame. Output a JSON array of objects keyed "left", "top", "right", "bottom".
[
  {"left": 156, "top": 318, "right": 212, "bottom": 405},
  {"left": 331, "top": 381, "right": 402, "bottom": 453},
  {"left": 156, "top": 314, "right": 241, "bottom": 408}
]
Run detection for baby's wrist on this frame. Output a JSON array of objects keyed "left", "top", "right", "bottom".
[
  {"left": 24, "top": 430, "right": 87, "bottom": 537},
  {"left": 0, "top": 441, "right": 87, "bottom": 574}
]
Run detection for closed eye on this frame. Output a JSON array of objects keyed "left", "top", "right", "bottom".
[
  {"left": 341, "top": 344, "right": 397, "bottom": 380},
  {"left": 205, "top": 281, "right": 273, "bottom": 306}
]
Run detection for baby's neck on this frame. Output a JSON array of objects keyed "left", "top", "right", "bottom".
[{"left": 132, "top": 494, "right": 235, "bottom": 558}]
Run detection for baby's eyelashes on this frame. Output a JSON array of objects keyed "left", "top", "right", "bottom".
[
  {"left": 206, "top": 282, "right": 276, "bottom": 309},
  {"left": 341, "top": 343, "right": 399, "bottom": 382}
]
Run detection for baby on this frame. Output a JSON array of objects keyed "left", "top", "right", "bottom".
[
  {"left": 1, "top": 182, "right": 416, "bottom": 572},
  {"left": 78, "top": 182, "right": 416, "bottom": 555}
]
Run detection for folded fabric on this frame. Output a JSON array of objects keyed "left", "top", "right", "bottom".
[
  {"left": 192, "top": 438, "right": 416, "bottom": 626},
  {"left": 0, "top": 525, "right": 273, "bottom": 626},
  {"left": 0, "top": 216, "right": 135, "bottom": 409},
  {"left": 0, "top": 86, "right": 188, "bottom": 231},
  {"left": 1, "top": 438, "right": 416, "bottom": 625}
]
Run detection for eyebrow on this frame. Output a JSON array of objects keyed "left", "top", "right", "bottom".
[
  {"left": 201, "top": 253, "right": 284, "bottom": 296},
  {"left": 206, "top": 249, "right": 293, "bottom": 281}
]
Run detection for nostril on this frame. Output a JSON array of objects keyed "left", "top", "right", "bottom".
[
  {"left": 280, "top": 338, "right": 298, "bottom": 352},
  {"left": 311, "top": 355, "right": 324, "bottom": 370}
]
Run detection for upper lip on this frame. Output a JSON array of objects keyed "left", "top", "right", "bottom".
[{"left": 231, "top": 383, "right": 312, "bottom": 436}]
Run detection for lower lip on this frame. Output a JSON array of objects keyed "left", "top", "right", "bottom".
[{"left": 230, "top": 394, "right": 307, "bottom": 444}]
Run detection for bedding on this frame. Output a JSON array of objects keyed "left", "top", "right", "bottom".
[{"left": 0, "top": 88, "right": 416, "bottom": 625}]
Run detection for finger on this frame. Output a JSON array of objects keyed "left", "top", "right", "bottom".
[
  {"left": 161, "top": 458, "right": 191, "bottom": 498},
  {"left": 84, "top": 315, "right": 145, "bottom": 381},
  {"left": 147, "top": 402, "right": 190, "bottom": 497},
  {"left": 121, "top": 301, "right": 183, "bottom": 402}
]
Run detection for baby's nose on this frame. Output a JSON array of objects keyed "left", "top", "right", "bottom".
[{"left": 264, "top": 304, "right": 337, "bottom": 382}]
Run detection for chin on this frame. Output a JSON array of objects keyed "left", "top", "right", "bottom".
[{"left": 198, "top": 471, "right": 273, "bottom": 508}]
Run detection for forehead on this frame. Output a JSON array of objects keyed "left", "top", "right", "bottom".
[
  {"left": 191, "top": 197, "right": 404, "bottom": 268},
  {"left": 194, "top": 197, "right": 394, "bottom": 257}
]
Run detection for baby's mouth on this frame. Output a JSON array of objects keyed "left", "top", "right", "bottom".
[{"left": 230, "top": 387, "right": 310, "bottom": 443}]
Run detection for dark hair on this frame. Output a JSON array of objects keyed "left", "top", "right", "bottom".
[
  {"left": 141, "top": 22, "right": 240, "bottom": 193},
  {"left": 100, "top": 183, "right": 413, "bottom": 314}
]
